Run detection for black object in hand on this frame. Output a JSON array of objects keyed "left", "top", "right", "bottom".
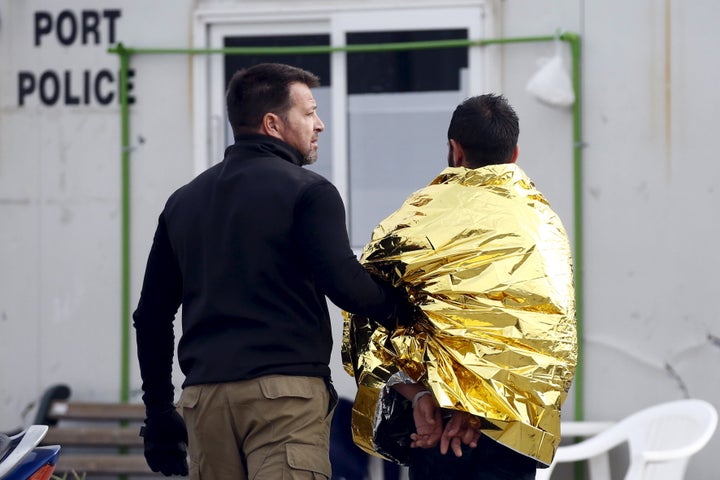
[
  {"left": 140, "top": 408, "right": 189, "bottom": 477},
  {"left": 395, "top": 295, "right": 420, "bottom": 328}
]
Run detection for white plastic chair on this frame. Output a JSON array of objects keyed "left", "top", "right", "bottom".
[{"left": 536, "top": 399, "right": 718, "bottom": 480}]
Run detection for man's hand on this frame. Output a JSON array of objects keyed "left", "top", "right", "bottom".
[
  {"left": 410, "top": 392, "right": 443, "bottom": 449},
  {"left": 141, "top": 407, "right": 189, "bottom": 476},
  {"left": 439, "top": 411, "right": 481, "bottom": 457}
]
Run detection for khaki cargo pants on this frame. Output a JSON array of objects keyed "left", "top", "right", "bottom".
[{"left": 179, "top": 375, "right": 337, "bottom": 480}]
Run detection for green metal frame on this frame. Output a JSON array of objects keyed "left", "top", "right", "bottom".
[{"left": 109, "top": 34, "right": 585, "bottom": 422}]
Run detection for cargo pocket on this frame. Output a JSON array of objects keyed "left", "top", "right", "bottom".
[
  {"left": 178, "top": 385, "right": 201, "bottom": 409},
  {"left": 178, "top": 386, "right": 201, "bottom": 470},
  {"left": 259, "top": 376, "right": 315, "bottom": 400},
  {"left": 285, "top": 443, "right": 331, "bottom": 480}
]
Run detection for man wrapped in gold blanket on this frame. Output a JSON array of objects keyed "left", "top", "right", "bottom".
[{"left": 342, "top": 94, "right": 577, "bottom": 480}]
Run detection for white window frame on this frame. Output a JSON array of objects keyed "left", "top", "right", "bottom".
[{"left": 191, "top": 1, "right": 496, "bottom": 206}]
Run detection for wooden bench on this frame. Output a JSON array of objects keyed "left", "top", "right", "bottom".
[{"left": 35, "top": 384, "right": 163, "bottom": 477}]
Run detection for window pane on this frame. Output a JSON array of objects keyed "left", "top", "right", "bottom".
[
  {"left": 222, "top": 35, "right": 333, "bottom": 179},
  {"left": 346, "top": 29, "right": 467, "bottom": 94},
  {"left": 346, "top": 29, "right": 469, "bottom": 247},
  {"left": 224, "top": 35, "right": 331, "bottom": 86}
]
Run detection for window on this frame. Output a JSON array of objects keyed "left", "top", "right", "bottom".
[{"left": 194, "top": 2, "right": 489, "bottom": 247}]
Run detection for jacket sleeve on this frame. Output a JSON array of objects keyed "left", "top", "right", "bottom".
[
  {"left": 296, "top": 181, "right": 402, "bottom": 322},
  {"left": 132, "top": 214, "right": 183, "bottom": 412}
]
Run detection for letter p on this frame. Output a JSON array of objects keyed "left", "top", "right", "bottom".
[{"left": 34, "top": 11, "right": 53, "bottom": 46}]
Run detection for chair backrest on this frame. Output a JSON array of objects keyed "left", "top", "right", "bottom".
[
  {"left": 624, "top": 399, "right": 717, "bottom": 479},
  {"left": 537, "top": 399, "right": 718, "bottom": 480}
]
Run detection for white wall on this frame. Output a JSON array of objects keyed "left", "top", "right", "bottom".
[
  {"left": 584, "top": 1, "right": 720, "bottom": 476},
  {"left": 1, "top": 0, "right": 719, "bottom": 478},
  {"left": 499, "top": 1, "right": 720, "bottom": 478},
  {"left": 0, "top": 0, "right": 196, "bottom": 419}
]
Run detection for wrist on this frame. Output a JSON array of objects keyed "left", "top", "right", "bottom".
[{"left": 412, "top": 390, "right": 433, "bottom": 408}]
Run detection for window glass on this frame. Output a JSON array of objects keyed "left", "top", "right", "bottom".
[
  {"left": 347, "top": 29, "right": 467, "bottom": 94},
  {"left": 223, "top": 36, "right": 333, "bottom": 180},
  {"left": 224, "top": 35, "right": 331, "bottom": 86},
  {"left": 346, "top": 29, "right": 469, "bottom": 247}
]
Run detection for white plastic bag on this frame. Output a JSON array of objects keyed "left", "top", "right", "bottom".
[{"left": 525, "top": 44, "right": 575, "bottom": 108}]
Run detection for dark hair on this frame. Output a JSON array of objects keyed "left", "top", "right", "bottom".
[
  {"left": 226, "top": 63, "right": 320, "bottom": 134},
  {"left": 447, "top": 94, "right": 519, "bottom": 168}
]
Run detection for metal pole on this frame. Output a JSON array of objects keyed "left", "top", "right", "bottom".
[{"left": 117, "top": 43, "right": 131, "bottom": 405}]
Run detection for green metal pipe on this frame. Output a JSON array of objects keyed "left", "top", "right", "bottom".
[
  {"left": 107, "top": 34, "right": 573, "bottom": 56},
  {"left": 111, "top": 34, "right": 585, "bottom": 424},
  {"left": 564, "top": 33, "right": 585, "bottom": 423},
  {"left": 561, "top": 32, "right": 585, "bottom": 480},
  {"left": 117, "top": 43, "right": 131, "bottom": 405},
  {"left": 110, "top": 39, "right": 483, "bottom": 55}
]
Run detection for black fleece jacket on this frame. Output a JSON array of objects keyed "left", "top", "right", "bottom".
[{"left": 133, "top": 134, "right": 399, "bottom": 410}]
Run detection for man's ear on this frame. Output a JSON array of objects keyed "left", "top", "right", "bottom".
[
  {"left": 449, "top": 139, "right": 467, "bottom": 167},
  {"left": 510, "top": 145, "right": 519, "bottom": 164},
  {"left": 261, "top": 113, "right": 283, "bottom": 139}
]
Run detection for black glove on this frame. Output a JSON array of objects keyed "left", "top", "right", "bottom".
[
  {"left": 379, "top": 284, "right": 419, "bottom": 330},
  {"left": 140, "top": 407, "right": 189, "bottom": 477},
  {"left": 394, "top": 294, "right": 420, "bottom": 328}
]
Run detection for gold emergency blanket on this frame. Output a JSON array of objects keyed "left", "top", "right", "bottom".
[{"left": 342, "top": 164, "right": 577, "bottom": 467}]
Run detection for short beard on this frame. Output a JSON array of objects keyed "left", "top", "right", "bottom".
[{"left": 301, "top": 151, "right": 318, "bottom": 166}]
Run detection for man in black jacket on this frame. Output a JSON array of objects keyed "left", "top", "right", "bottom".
[{"left": 133, "top": 63, "right": 404, "bottom": 479}]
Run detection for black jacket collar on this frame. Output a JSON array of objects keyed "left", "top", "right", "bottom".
[{"left": 226, "top": 134, "right": 304, "bottom": 166}]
